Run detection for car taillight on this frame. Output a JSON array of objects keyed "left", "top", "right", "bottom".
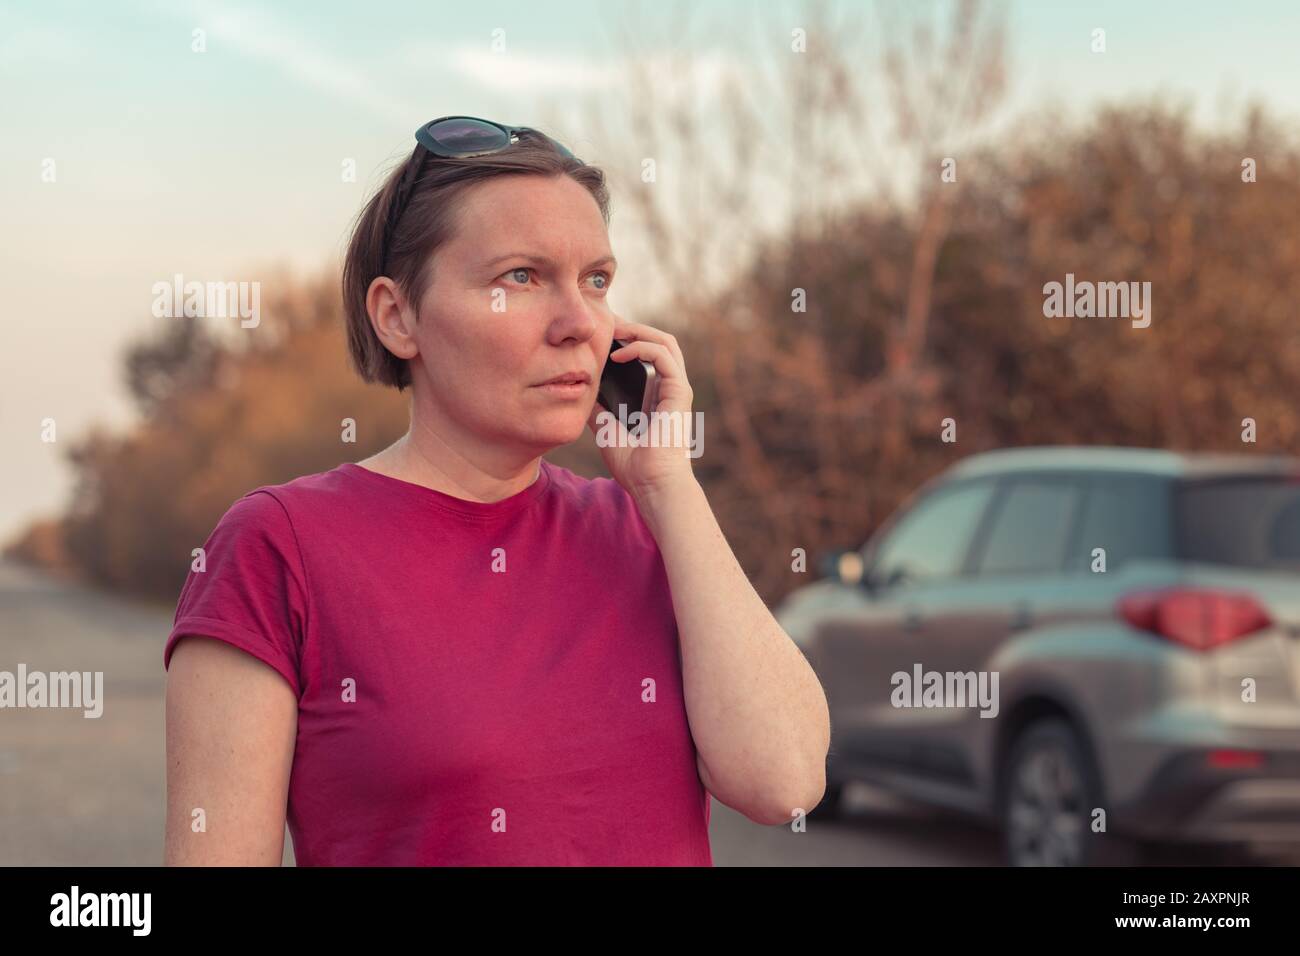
[
  {"left": 1117, "top": 588, "right": 1273, "bottom": 651},
  {"left": 1206, "top": 749, "right": 1264, "bottom": 770}
]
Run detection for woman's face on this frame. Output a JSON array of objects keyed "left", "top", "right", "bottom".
[{"left": 409, "top": 173, "right": 617, "bottom": 456}]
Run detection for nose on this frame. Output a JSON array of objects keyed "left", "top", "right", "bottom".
[{"left": 545, "top": 283, "right": 601, "bottom": 347}]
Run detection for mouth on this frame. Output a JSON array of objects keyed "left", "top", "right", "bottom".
[{"left": 533, "top": 371, "right": 592, "bottom": 387}]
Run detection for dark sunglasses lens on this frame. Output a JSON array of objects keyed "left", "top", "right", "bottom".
[{"left": 426, "top": 118, "right": 510, "bottom": 154}]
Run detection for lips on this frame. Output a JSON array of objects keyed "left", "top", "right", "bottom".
[{"left": 535, "top": 371, "right": 592, "bottom": 386}]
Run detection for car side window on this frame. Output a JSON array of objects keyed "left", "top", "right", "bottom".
[
  {"left": 974, "top": 477, "right": 1082, "bottom": 575},
  {"left": 870, "top": 481, "right": 996, "bottom": 586},
  {"left": 1067, "top": 476, "right": 1174, "bottom": 571}
]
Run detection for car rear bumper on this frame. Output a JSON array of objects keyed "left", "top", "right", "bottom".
[
  {"left": 1119, "top": 750, "right": 1300, "bottom": 844},
  {"left": 1184, "top": 779, "right": 1300, "bottom": 844}
]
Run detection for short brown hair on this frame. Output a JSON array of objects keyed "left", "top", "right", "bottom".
[{"left": 341, "top": 129, "right": 610, "bottom": 391}]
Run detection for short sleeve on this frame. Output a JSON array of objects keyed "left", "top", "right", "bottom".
[{"left": 163, "top": 489, "right": 308, "bottom": 697}]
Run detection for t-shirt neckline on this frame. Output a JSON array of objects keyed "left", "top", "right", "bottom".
[{"left": 338, "top": 458, "right": 553, "bottom": 519}]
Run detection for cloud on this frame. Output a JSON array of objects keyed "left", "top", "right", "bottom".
[
  {"left": 399, "top": 40, "right": 747, "bottom": 99},
  {"left": 157, "top": 0, "right": 419, "bottom": 125},
  {"left": 440, "top": 44, "right": 618, "bottom": 92}
]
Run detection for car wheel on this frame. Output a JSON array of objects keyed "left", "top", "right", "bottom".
[{"left": 1001, "top": 719, "right": 1108, "bottom": 866}]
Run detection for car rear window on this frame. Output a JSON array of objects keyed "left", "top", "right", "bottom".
[{"left": 1177, "top": 476, "right": 1300, "bottom": 570}]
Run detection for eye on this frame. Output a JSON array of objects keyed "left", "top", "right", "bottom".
[
  {"left": 501, "top": 267, "right": 533, "bottom": 285},
  {"left": 587, "top": 271, "right": 612, "bottom": 292}
]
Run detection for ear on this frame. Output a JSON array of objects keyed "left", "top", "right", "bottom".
[{"left": 365, "top": 275, "right": 420, "bottom": 362}]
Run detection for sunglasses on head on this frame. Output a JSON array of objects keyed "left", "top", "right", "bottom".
[{"left": 380, "top": 116, "right": 579, "bottom": 271}]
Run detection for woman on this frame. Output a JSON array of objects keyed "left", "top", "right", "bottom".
[{"left": 162, "top": 116, "right": 829, "bottom": 866}]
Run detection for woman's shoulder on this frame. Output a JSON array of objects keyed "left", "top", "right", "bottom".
[{"left": 213, "top": 464, "right": 360, "bottom": 531}]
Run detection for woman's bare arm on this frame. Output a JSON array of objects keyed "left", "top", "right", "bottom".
[
  {"left": 164, "top": 636, "right": 298, "bottom": 865},
  {"left": 634, "top": 476, "right": 831, "bottom": 826}
]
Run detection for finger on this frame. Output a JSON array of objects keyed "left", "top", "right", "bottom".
[
  {"left": 610, "top": 339, "right": 683, "bottom": 385},
  {"left": 613, "top": 322, "right": 685, "bottom": 371},
  {"left": 612, "top": 321, "right": 686, "bottom": 374}
]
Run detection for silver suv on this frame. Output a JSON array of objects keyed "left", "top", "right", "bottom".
[{"left": 778, "top": 447, "right": 1300, "bottom": 865}]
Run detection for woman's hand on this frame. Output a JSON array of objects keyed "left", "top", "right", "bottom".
[{"left": 586, "top": 317, "right": 698, "bottom": 503}]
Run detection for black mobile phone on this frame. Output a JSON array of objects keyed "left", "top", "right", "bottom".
[{"left": 596, "top": 338, "right": 658, "bottom": 426}]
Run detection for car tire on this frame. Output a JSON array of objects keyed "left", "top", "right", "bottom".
[{"left": 1000, "top": 718, "right": 1132, "bottom": 866}]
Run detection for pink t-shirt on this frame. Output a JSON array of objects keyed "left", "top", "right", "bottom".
[{"left": 163, "top": 458, "right": 712, "bottom": 866}]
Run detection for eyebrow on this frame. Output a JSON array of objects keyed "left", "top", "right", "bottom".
[{"left": 482, "top": 252, "right": 618, "bottom": 271}]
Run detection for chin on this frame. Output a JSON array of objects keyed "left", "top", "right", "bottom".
[{"left": 514, "top": 410, "right": 589, "bottom": 449}]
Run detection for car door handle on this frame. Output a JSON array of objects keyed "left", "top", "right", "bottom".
[
  {"left": 902, "top": 608, "right": 923, "bottom": 632},
  {"left": 1010, "top": 602, "right": 1033, "bottom": 631}
]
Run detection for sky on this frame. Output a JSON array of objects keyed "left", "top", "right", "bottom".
[{"left": 3, "top": 0, "right": 1300, "bottom": 542}]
